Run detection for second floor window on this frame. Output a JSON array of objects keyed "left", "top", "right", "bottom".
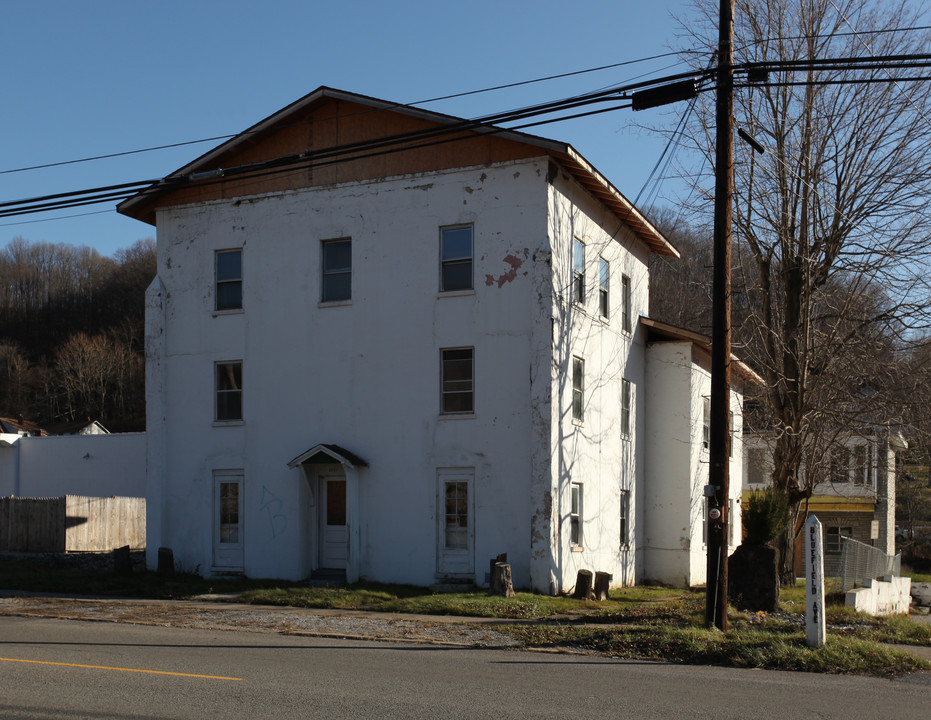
[
  {"left": 621, "top": 274, "right": 632, "bottom": 333},
  {"left": 441, "top": 347, "right": 474, "bottom": 414},
  {"left": 441, "top": 225, "right": 473, "bottom": 292},
  {"left": 599, "top": 257, "right": 609, "bottom": 318},
  {"left": 621, "top": 378, "right": 632, "bottom": 437},
  {"left": 216, "top": 249, "right": 242, "bottom": 311},
  {"left": 572, "top": 357, "right": 584, "bottom": 422},
  {"left": 216, "top": 361, "right": 243, "bottom": 422},
  {"left": 322, "top": 239, "right": 351, "bottom": 302}
]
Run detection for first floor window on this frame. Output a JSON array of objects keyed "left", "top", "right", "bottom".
[
  {"left": 621, "top": 378, "right": 632, "bottom": 437},
  {"left": 441, "top": 347, "right": 474, "bottom": 413},
  {"left": 570, "top": 482, "right": 583, "bottom": 546},
  {"left": 620, "top": 489, "right": 630, "bottom": 548},
  {"left": 441, "top": 225, "right": 473, "bottom": 291},
  {"left": 572, "top": 357, "right": 584, "bottom": 422},
  {"left": 825, "top": 526, "right": 852, "bottom": 555},
  {"left": 216, "top": 361, "right": 243, "bottom": 421},
  {"left": 702, "top": 397, "right": 711, "bottom": 450},
  {"left": 322, "top": 238, "right": 351, "bottom": 302},
  {"left": 215, "top": 249, "right": 242, "bottom": 311}
]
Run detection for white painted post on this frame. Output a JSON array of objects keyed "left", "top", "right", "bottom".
[{"left": 805, "top": 515, "right": 826, "bottom": 647}]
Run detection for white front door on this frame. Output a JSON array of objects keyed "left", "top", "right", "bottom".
[
  {"left": 319, "top": 476, "right": 347, "bottom": 569},
  {"left": 436, "top": 469, "right": 474, "bottom": 577},
  {"left": 213, "top": 472, "right": 244, "bottom": 571}
]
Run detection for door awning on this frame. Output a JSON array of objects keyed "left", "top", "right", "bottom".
[{"left": 287, "top": 443, "right": 367, "bottom": 470}]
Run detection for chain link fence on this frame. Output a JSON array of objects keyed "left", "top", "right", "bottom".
[{"left": 839, "top": 536, "right": 901, "bottom": 592}]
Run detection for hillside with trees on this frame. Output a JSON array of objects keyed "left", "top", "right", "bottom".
[{"left": 0, "top": 237, "right": 155, "bottom": 432}]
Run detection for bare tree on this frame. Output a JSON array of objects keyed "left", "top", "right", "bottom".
[{"left": 677, "top": 0, "right": 931, "bottom": 579}]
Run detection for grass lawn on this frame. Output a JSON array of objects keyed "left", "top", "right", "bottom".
[{"left": 1, "top": 555, "right": 928, "bottom": 677}]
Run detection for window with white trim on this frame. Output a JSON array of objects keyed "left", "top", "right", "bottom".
[
  {"left": 441, "top": 347, "right": 474, "bottom": 414},
  {"left": 621, "top": 274, "right": 632, "bottom": 333},
  {"left": 215, "top": 249, "right": 242, "bottom": 311},
  {"left": 572, "top": 356, "right": 584, "bottom": 423},
  {"left": 621, "top": 378, "right": 632, "bottom": 437},
  {"left": 321, "top": 238, "right": 351, "bottom": 302},
  {"left": 598, "top": 257, "right": 609, "bottom": 318},
  {"left": 440, "top": 225, "right": 473, "bottom": 292},
  {"left": 570, "top": 482, "right": 583, "bottom": 547},
  {"left": 573, "top": 238, "right": 585, "bottom": 304},
  {"left": 215, "top": 361, "right": 242, "bottom": 422},
  {"left": 620, "top": 489, "right": 630, "bottom": 548},
  {"left": 854, "top": 444, "right": 872, "bottom": 485},
  {"left": 702, "top": 397, "right": 711, "bottom": 450}
]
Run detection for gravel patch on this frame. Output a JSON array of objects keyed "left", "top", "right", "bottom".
[{"left": 0, "top": 595, "right": 519, "bottom": 647}]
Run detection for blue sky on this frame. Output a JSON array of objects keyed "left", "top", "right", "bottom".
[{"left": 1, "top": 0, "right": 703, "bottom": 258}]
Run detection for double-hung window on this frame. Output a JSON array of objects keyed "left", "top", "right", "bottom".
[
  {"left": 441, "top": 225, "right": 473, "bottom": 292},
  {"left": 215, "top": 249, "right": 242, "bottom": 311},
  {"left": 619, "top": 489, "right": 630, "bottom": 548},
  {"left": 598, "top": 257, "right": 609, "bottom": 318},
  {"left": 702, "top": 397, "right": 711, "bottom": 450},
  {"left": 621, "top": 274, "right": 632, "bottom": 333},
  {"left": 322, "top": 238, "right": 351, "bottom": 302},
  {"left": 572, "top": 357, "right": 584, "bottom": 423},
  {"left": 570, "top": 483, "right": 583, "bottom": 547},
  {"left": 215, "top": 361, "right": 243, "bottom": 422},
  {"left": 573, "top": 238, "right": 585, "bottom": 304},
  {"left": 621, "top": 378, "right": 632, "bottom": 437},
  {"left": 441, "top": 348, "right": 474, "bottom": 414}
]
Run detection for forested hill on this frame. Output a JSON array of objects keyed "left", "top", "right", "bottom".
[{"left": 0, "top": 237, "right": 155, "bottom": 432}]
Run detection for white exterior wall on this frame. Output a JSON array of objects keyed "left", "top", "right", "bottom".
[
  {"left": 644, "top": 341, "right": 743, "bottom": 587},
  {"left": 148, "top": 160, "right": 552, "bottom": 584},
  {"left": 0, "top": 433, "right": 145, "bottom": 498},
  {"left": 536, "top": 168, "right": 649, "bottom": 592}
]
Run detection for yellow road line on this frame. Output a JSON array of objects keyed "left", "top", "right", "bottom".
[{"left": 0, "top": 656, "right": 242, "bottom": 681}]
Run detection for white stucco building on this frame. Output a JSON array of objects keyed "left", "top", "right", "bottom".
[{"left": 118, "top": 87, "right": 750, "bottom": 591}]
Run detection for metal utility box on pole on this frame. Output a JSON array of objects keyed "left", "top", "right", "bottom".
[{"left": 705, "top": 0, "right": 734, "bottom": 631}]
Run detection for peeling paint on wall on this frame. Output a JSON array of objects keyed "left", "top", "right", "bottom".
[{"left": 484, "top": 249, "right": 530, "bottom": 288}]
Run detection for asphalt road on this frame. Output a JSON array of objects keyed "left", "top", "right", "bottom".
[{"left": 1, "top": 615, "right": 929, "bottom": 719}]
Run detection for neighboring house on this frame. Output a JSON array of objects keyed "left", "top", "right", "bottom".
[
  {"left": 743, "top": 430, "right": 905, "bottom": 576},
  {"left": 642, "top": 319, "right": 762, "bottom": 587},
  {"left": 117, "top": 86, "right": 750, "bottom": 591},
  {"left": 45, "top": 419, "right": 110, "bottom": 436}
]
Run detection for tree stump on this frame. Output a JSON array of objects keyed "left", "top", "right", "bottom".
[
  {"left": 573, "top": 569, "right": 594, "bottom": 599},
  {"left": 593, "top": 571, "right": 612, "bottom": 600},
  {"left": 490, "top": 562, "right": 515, "bottom": 597},
  {"left": 489, "top": 552, "right": 507, "bottom": 587}
]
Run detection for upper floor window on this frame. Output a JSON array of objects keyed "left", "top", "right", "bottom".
[
  {"left": 599, "top": 257, "right": 609, "bottom": 319},
  {"left": 621, "top": 378, "right": 632, "bottom": 437},
  {"left": 572, "top": 356, "right": 584, "bottom": 423},
  {"left": 322, "top": 238, "right": 351, "bottom": 302},
  {"left": 702, "top": 396, "right": 711, "bottom": 450},
  {"left": 216, "top": 249, "right": 242, "bottom": 311},
  {"left": 216, "top": 361, "right": 243, "bottom": 422},
  {"left": 441, "top": 225, "right": 473, "bottom": 292},
  {"left": 619, "top": 488, "right": 630, "bottom": 548},
  {"left": 573, "top": 238, "right": 585, "bottom": 304},
  {"left": 853, "top": 444, "right": 872, "bottom": 485},
  {"left": 621, "top": 274, "right": 632, "bottom": 333},
  {"left": 441, "top": 347, "right": 474, "bottom": 414}
]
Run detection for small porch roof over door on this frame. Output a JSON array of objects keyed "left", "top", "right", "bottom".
[{"left": 287, "top": 443, "right": 368, "bottom": 470}]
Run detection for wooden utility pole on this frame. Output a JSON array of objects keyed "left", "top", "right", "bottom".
[{"left": 705, "top": 0, "right": 734, "bottom": 631}]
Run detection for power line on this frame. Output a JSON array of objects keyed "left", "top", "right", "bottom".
[{"left": 0, "top": 52, "right": 688, "bottom": 178}]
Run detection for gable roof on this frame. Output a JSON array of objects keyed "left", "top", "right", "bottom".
[{"left": 118, "top": 87, "right": 677, "bottom": 257}]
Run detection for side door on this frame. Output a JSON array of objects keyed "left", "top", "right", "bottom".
[{"left": 436, "top": 468, "right": 474, "bottom": 577}]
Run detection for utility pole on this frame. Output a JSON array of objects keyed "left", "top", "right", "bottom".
[{"left": 705, "top": 0, "right": 734, "bottom": 631}]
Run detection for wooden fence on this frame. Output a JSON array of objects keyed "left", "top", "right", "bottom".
[{"left": 0, "top": 495, "right": 145, "bottom": 552}]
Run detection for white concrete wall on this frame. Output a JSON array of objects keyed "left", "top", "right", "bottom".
[
  {"left": 539, "top": 167, "right": 649, "bottom": 593},
  {"left": 0, "top": 433, "right": 145, "bottom": 499},
  {"left": 149, "top": 159, "right": 553, "bottom": 584},
  {"left": 643, "top": 342, "right": 743, "bottom": 587},
  {"left": 845, "top": 575, "right": 912, "bottom": 616}
]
